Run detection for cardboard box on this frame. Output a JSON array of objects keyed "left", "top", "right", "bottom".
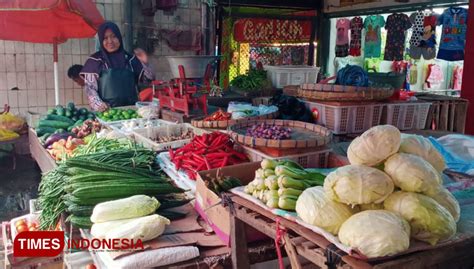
[{"left": 195, "top": 162, "right": 266, "bottom": 245}]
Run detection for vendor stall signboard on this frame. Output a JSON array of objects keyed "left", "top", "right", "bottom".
[{"left": 233, "top": 18, "right": 312, "bottom": 43}]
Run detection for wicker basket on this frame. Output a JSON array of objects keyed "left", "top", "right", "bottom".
[
  {"left": 299, "top": 76, "right": 394, "bottom": 102},
  {"left": 191, "top": 111, "right": 278, "bottom": 130},
  {"left": 228, "top": 119, "right": 332, "bottom": 149}
]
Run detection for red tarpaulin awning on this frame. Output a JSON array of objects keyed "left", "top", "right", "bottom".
[{"left": 0, "top": 0, "right": 104, "bottom": 104}]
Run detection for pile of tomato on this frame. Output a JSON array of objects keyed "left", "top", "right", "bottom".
[{"left": 15, "top": 219, "right": 38, "bottom": 233}]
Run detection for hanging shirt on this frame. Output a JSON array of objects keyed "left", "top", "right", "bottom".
[
  {"left": 364, "top": 15, "right": 385, "bottom": 58},
  {"left": 409, "top": 11, "right": 425, "bottom": 47},
  {"left": 336, "top": 18, "right": 351, "bottom": 45},
  {"left": 437, "top": 7, "right": 468, "bottom": 61},
  {"left": 349, "top": 16, "right": 363, "bottom": 56},
  {"left": 384, "top": 13, "right": 412, "bottom": 61}
]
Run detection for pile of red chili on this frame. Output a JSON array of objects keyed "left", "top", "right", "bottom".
[
  {"left": 203, "top": 109, "right": 231, "bottom": 121},
  {"left": 168, "top": 132, "right": 248, "bottom": 180}
]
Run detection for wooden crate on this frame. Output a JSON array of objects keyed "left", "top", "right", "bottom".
[
  {"left": 229, "top": 195, "right": 474, "bottom": 269},
  {"left": 28, "top": 128, "right": 57, "bottom": 173},
  {"left": 416, "top": 93, "right": 469, "bottom": 133}
]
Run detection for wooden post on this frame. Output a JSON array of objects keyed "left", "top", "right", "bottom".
[
  {"left": 231, "top": 214, "right": 250, "bottom": 269},
  {"left": 283, "top": 233, "right": 302, "bottom": 269},
  {"left": 460, "top": 2, "right": 474, "bottom": 135}
]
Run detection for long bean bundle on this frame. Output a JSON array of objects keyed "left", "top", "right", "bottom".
[{"left": 38, "top": 168, "right": 68, "bottom": 230}]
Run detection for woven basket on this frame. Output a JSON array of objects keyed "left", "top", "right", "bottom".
[
  {"left": 191, "top": 111, "right": 278, "bottom": 129},
  {"left": 228, "top": 119, "right": 331, "bottom": 149},
  {"left": 299, "top": 76, "right": 394, "bottom": 101}
]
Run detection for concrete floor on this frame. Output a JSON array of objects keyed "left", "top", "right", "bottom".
[{"left": 0, "top": 154, "right": 41, "bottom": 222}]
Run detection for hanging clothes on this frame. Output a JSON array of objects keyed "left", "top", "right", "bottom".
[
  {"left": 452, "top": 65, "right": 463, "bottom": 90},
  {"left": 415, "top": 12, "right": 439, "bottom": 60},
  {"left": 384, "top": 13, "right": 412, "bottom": 61},
  {"left": 408, "top": 11, "right": 425, "bottom": 59},
  {"left": 335, "top": 18, "right": 351, "bottom": 57},
  {"left": 424, "top": 64, "right": 444, "bottom": 89},
  {"left": 364, "top": 15, "right": 385, "bottom": 58},
  {"left": 349, "top": 17, "right": 363, "bottom": 56},
  {"left": 437, "top": 7, "right": 469, "bottom": 61},
  {"left": 160, "top": 28, "right": 202, "bottom": 51}
]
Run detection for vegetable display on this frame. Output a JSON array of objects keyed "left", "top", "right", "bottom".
[
  {"left": 38, "top": 102, "right": 95, "bottom": 138},
  {"left": 207, "top": 176, "right": 243, "bottom": 195},
  {"left": 96, "top": 108, "right": 140, "bottom": 122},
  {"left": 46, "top": 136, "right": 85, "bottom": 161},
  {"left": 38, "top": 144, "right": 185, "bottom": 230},
  {"left": 398, "top": 133, "right": 446, "bottom": 172},
  {"left": 169, "top": 132, "right": 249, "bottom": 180},
  {"left": 71, "top": 119, "right": 102, "bottom": 138},
  {"left": 246, "top": 123, "right": 292, "bottom": 140},
  {"left": 152, "top": 128, "right": 193, "bottom": 143},
  {"left": 90, "top": 195, "right": 170, "bottom": 243},
  {"left": 230, "top": 68, "right": 269, "bottom": 92},
  {"left": 323, "top": 165, "right": 394, "bottom": 205},
  {"left": 203, "top": 109, "right": 231, "bottom": 121},
  {"left": 296, "top": 186, "right": 356, "bottom": 235},
  {"left": 338, "top": 210, "right": 411, "bottom": 258},
  {"left": 384, "top": 191, "right": 456, "bottom": 245},
  {"left": 293, "top": 125, "right": 458, "bottom": 258},
  {"left": 244, "top": 159, "right": 325, "bottom": 211}
]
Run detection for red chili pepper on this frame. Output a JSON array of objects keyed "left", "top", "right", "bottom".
[
  {"left": 221, "top": 156, "right": 229, "bottom": 167},
  {"left": 196, "top": 162, "right": 206, "bottom": 171},
  {"left": 203, "top": 156, "right": 211, "bottom": 170},
  {"left": 205, "top": 152, "right": 232, "bottom": 159}
]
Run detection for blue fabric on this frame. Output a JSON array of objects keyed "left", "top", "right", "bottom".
[
  {"left": 335, "top": 65, "right": 369, "bottom": 87},
  {"left": 429, "top": 136, "right": 474, "bottom": 174}
]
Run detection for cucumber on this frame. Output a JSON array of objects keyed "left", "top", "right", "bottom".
[
  {"left": 69, "top": 215, "right": 93, "bottom": 229},
  {"left": 45, "top": 114, "right": 75, "bottom": 124},
  {"left": 38, "top": 120, "right": 71, "bottom": 129},
  {"left": 36, "top": 127, "right": 57, "bottom": 136},
  {"left": 67, "top": 204, "right": 94, "bottom": 216}
]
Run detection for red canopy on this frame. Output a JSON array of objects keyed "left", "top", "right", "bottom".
[{"left": 0, "top": 0, "right": 104, "bottom": 44}]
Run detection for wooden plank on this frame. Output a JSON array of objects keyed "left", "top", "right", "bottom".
[
  {"left": 283, "top": 233, "right": 303, "bottom": 269},
  {"left": 439, "top": 101, "right": 449, "bottom": 131},
  {"left": 372, "top": 236, "right": 474, "bottom": 269},
  {"left": 28, "top": 128, "right": 57, "bottom": 173},
  {"left": 230, "top": 214, "right": 250, "bottom": 269},
  {"left": 448, "top": 101, "right": 455, "bottom": 132},
  {"left": 454, "top": 101, "right": 468, "bottom": 133},
  {"left": 434, "top": 102, "right": 440, "bottom": 130}
]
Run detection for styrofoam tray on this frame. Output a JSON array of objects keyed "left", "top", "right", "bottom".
[{"left": 157, "top": 152, "right": 196, "bottom": 196}]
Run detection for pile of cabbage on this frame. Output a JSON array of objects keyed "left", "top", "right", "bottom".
[{"left": 296, "top": 125, "right": 460, "bottom": 258}]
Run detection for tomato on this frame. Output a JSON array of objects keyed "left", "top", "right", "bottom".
[
  {"left": 85, "top": 264, "right": 97, "bottom": 269},
  {"left": 28, "top": 227, "right": 36, "bottom": 231},
  {"left": 28, "top": 222, "right": 38, "bottom": 229},
  {"left": 15, "top": 220, "right": 26, "bottom": 228},
  {"left": 16, "top": 224, "right": 28, "bottom": 233}
]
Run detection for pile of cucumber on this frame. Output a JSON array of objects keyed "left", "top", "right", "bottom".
[{"left": 36, "top": 102, "right": 95, "bottom": 141}]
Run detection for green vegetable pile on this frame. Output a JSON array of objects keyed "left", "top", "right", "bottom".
[
  {"left": 244, "top": 159, "right": 325, "bottom": 211},
  {"left": 230, "top": 68, "right": 269, "bottom": 92},
  {"left": 37, "top": 102, "right": 95, "bottom": 139},
  {"left": 207, "top": 176, "right": 243, "bottom": 195},
  {"left": 96, "top": 108, "right": 139, "bottom": 122},
  {"left": 38, "top": 142, "right": 186, "bottom": 230}
]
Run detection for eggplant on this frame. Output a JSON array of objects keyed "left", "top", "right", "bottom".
[{"left": 43, "top": 132, "right": 75, "bottom": 149}]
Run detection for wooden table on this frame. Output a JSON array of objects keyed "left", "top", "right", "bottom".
[
  {"left": 230, "top": 195, "right": 474, "bottom": 269},
  {"left": 28, "top": 128, "right": 57, "bottom": 173}
]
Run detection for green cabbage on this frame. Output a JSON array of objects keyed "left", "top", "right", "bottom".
[
  {"left": 384, "top": 191, "right": 456, "bottom": 245},
  {"left": 296, "top": 186, "right": 357, "bottom": 235},
  {"left": 91, "top": 195, "right": 160, "bottom": 223},
  {"left": 431, "top": 187, "right": 460, "bottom": 222},
  {"left": 347, "top": 125, "right": 401, "bottom": 166},
  {"left": 399, "top": 134, "right": 446, "bottom": 172},
  {"left": 359, "top": 203, "right": 384, "bottom": 211},
  {"left": 324, "top": 165, "right": 394, "bottom": 205},
  {"left": 338, "top": 210, "right": 410, "bottom": 258},
  {"left": 384, "top": 153, "right": 442, "bottom": 197}
]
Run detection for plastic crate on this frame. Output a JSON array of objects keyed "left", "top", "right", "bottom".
[
  {"left": 238, "top": 144, "right": 331, "bottom": 168},
  {"left": 381, "top": 102, "right": 431, "bottom": 130},
  {"left": 132, "top": 123, "right": 209, "bottom": 152},
  {"left": 304, "top": 101, "right": 384, "bottom": 135},
  {"left": 264, "top": 65, "right": 320, "bottom": 89}
]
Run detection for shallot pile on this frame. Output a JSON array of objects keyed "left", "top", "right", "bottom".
[
  {"left": 72, "top": 120, "right": 102, "bottom": 138},
  {"left": 246, "top": 123, "right": 292, "bottom": 140}
]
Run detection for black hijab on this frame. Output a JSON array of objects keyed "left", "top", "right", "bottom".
[{"left": 81, "top": 21, "right": 143, "bottom": 77}]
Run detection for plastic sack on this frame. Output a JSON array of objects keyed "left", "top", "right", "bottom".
[
  {"left": 0, "top": 128, "right": 19, "bottom": 141},
  {"left": 429, "top": 135, "right": 474, "bottom": 175},
  {"left": 0, "top": 113, "right": 25, "bottom": 133},
  {"left": 227, "top": 102, "right": 259, "bottom": 119},
  {"left": 257, "top": 104, "right": 278, "bottom": 115}
]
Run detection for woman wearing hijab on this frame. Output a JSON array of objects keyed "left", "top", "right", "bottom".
[{"left": 81, "top": 22, "right": 155, "bottom": 111}]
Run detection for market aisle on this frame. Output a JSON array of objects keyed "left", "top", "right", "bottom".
[{"left": 0, "top": 155, "right": 41, "bottom": 221}]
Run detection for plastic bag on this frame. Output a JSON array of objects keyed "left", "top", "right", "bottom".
[
  {"left": 0, "top": 128, "right": 19, "bottom": 141},
  {"left": 0, "top": 113, "right": 25, "bottom": 133}
]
